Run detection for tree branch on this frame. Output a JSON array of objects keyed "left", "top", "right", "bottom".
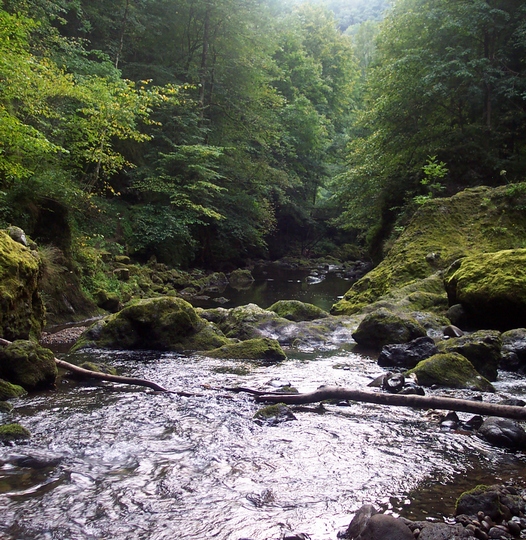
[{"left": 252, "top": 386, "right": 526, "bottom": 421}]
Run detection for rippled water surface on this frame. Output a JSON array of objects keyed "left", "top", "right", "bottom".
[{"left": 2, "top": 346, "right": 526, "bottom": 540}]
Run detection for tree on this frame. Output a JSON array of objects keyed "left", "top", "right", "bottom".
[{"left": 333, "top": 0, "right": 526, "bottom": 250}]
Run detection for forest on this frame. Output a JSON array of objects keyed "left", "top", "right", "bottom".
[{"left": 1, "top": 0, "right": 525, "bottom": 285}]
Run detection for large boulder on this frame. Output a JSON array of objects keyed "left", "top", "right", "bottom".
[
  {"left": 444, "top": 249, "right": 526, "bottom": 330},
  {"left": 267, "top": 300, "right": 329, "bottom": 322},
  {"left": 406, "top": 352, "right": 495, "bottom": 392},
  {"left": 74, "top": 296, "right": 229, "bottom": 352},
  {"left": 436, "top": 330, "right": 501, "bottom": 381},
  {"left": 354, "top": 514, "right": 413, "bottom": 540},
  {"left": 0, "top": 230, "right": 45, "bottom": 340},
  {"left": 332, "top": 185, "right": 526, "bottom": 316},
  {"left": 228, "top": 269, "right": 254, "bottom": 288},
  {"left": 0, "top": 340, "right": 57, "bottom": 391},
  {"left": 377, "top": 336, "right": 438, "bottom": 368},
  {"left": 206, "top": 337, "right": 286, "bottom": 362},
  {"left": 352, "top": 308, "right": 427, "bottom": 350}
]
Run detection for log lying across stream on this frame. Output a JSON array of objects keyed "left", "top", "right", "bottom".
[{"left": 252, "top": 386, "right": 526, "bottom": 421}]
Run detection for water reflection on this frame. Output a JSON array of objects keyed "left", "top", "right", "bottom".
[{"left": 2, "top": 348, "right": 526, "bottom": 539}]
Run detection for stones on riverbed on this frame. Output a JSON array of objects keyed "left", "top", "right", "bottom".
[
  {"left": 377, "top": 336, "right": 438, "bottom": 368},
  {"left": 253, "top": 404, "right": 297, "bottom": 426},
  {"left": 477, "top": 417, "right": 526, "bottom": 450}
]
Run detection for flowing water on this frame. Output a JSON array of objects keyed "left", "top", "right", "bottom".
[{"left": 2, "top": 266, "right": 526, "bottom": 540}]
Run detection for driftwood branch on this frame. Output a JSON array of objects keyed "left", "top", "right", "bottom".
[
  {"left": 253, "top": 386, "right": 526, "bottom": 421},
  {"left": 0, "top": 337, "right": 169, "bottom": 393}
]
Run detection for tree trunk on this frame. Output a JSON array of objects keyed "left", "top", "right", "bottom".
[{"left": 253, "top": 386, "right": 526, "bottom": 421}]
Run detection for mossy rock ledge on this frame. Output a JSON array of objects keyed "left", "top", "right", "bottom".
[
  {"left": 0, "top": 230, "right": 45, "bottom": 340},
  {"left": 352, "top": 308, "right": 427, "bottom": 350},
  {"left": 206, "top": 337, "right": 286, "bottom": 362},
  {"left": 73, "top": 296, "right": 229, "bottom": 352},
  {"left": 267, "top": 300, "right": 329, "bottom": 322},
  {"left": 406, "top": 352, "right": 495, "bottom": 392},
  {"left": 332, "top": 185, "right": 526, "bottom": 316},
  {"left": 0, "top": 340, "right": 57, "bottom": 391},
  {"left": 444, "top": 248, "right": 526, "bottom": 330}
]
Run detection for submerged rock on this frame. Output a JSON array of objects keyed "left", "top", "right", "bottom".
[
  {"left": 436, "top": 330, "right": 501, "bottom": 381},
  {"left": 267, "top": 300, "right": 329, "bottom": 322},
  {"left": 407, "top": 352, "right": 495, "bottom": 392},
  {"left": 206, "top": 337, "right": 286, "bottom": 362},
  {"left": 0, "top": 340, "right": 57, "bottom": 391},
  {"left": 444, "top": 249, "right": 526, "bottom": 330},
  {"left": 352, "top": 308, "right": 427, "bottom": 350}
]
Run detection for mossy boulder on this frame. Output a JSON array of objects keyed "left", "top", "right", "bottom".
[
  {"left": 74, "top": 296, "right": 229, "bottom": 352},
  {"left": 436, "top": 330, "right": 501, "bottom": 381},
  {"left": 253, "top": 403, "right": 297, "bottom": 425},
  {"left": 0, "top": 401, "right": 13, "bottom": 413},
  {"left": 501, "top": 328, "right": 526, "bottom": 372},
  {"left": 0, "top": 340, "right": 57, "bottom": 391},
  {"left": 228, "top": 269, "right": 254, "bottom": 288},
  {"left": 332, "top": 185, "right": 526, "bottom": 315},
  {"left": 267, "top": 300, "right": 329, "bottom": 322},
  {"left": 0, "top": 423, "right": 31, "bottom": 443},
  {"left": 444, "top": 249, "right": 526, "bottom": 330},
  {"left": 352, "top": 308, "right": 427, "bottom": 350},
  {"left": 214, "top": 303, "right": 287, "bottom": 340},
  {"left": 206, "top": 337, "right": 286, "bottom": 362},
  {"left": 0, "top": 378, "right": 26, "bottom": 400},
  {"left": 406, "top": 352, "right": 495, "bottom": 392},
  {"left": 0, "top": 230, "right": 45, "bottom": 340}
]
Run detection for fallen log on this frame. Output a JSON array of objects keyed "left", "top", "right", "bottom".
[
  {"left": 0, "top": 337, "right": 169, "bottom": 393},
  {"left": 254, "top": 386, "right": 526, "bottom": 421}
]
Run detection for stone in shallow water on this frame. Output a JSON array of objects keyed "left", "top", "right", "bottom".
[{"left": 477, "top": 417, "right": 526, "bottom": 451}]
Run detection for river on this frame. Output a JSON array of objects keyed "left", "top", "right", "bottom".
[{"left": 1, "top": 264, "right": 526, "bottom": 539}]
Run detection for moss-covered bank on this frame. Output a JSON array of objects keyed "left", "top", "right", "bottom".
[
  {"left": 0, "top": 230, "right": 44, "bottom": 340},
  {"left": 332, "top": 185, "right": 526, "bottom": 315}
]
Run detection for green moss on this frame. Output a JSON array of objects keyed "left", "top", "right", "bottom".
[
  {"left": 0, "top": 378, "right": 26, "bottom": 400},
  {"left": 0, "top": 423, "right": 31, "bottom": 443},
  {"left": 436, "top": 330, "right": 501, "bottom": 381},
  {"left": 212, "top": 365, "right": 252, "bottom": 375},
  {"left": 254, "top": 403, "right": 287, "bottom": 419},
  {"left": 407, "top": 352, "right": 495, "bottom": 392},
  {"left": 267, "top": 300, "right": 329, "bottom": 322},
  {"left": 229, "top": 269, "right": 254, "bottom": 288},
  {"left": 333, "top": 185, "right": 526, "bottom": 315},
  {"left": 0, "top": 340, "right": 57, "bottom": 391},
  {"left": 206, "top": 337, "right": 287, "bottom": 362},
  {"left": 444, "top": 248, "right": 526, "bottom": 329},
  {"left": 352, "top": 308, "right": 427, "bottom": 349},
  {"left": 0, "top": 230, "right": 44, "bottom": 340},
  {"left": 0, "top": 401, "right": 14, "bottom": 413}
]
